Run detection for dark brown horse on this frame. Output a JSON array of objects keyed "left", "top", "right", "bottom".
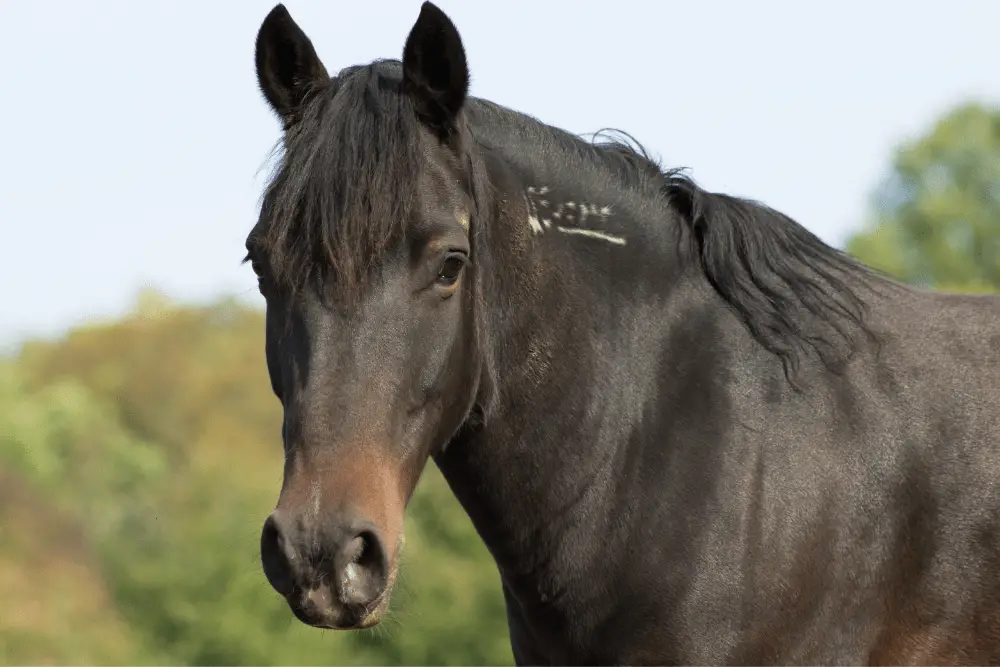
[{"left": 246, "top": 3, "right": 1000, "bottom": 663}]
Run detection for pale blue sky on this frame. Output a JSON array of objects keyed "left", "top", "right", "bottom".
[{"left": 2, "top": 0, "right": 998, "bottom": 345}]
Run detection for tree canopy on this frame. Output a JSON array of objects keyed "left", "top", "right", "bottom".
[{"left": 847, "top": 103, "right": 1000, "bottom": 293}]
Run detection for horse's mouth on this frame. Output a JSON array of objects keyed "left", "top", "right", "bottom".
[{"left": 285, "top": 564, "right": 397, "bottom": 631}]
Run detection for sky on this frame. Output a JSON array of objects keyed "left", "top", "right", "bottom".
[{"left": 1, "top": 0, "right": 999, "bottom": 346}]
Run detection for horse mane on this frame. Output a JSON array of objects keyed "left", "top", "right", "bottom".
[
  {"left": 251, "top": 59, "right": 423, "bottom": 304},
  {"left": 591, "top": 131, "right": 877, "bottom": 378}
]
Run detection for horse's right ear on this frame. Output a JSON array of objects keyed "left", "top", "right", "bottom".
[{"left": 255, "top": 4, "right": 329, "bottom": 122}]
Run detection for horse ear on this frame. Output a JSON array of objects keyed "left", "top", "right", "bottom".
[
  {"left": 255, "top": 4, "right": 329, "bottom": 122},
  {"left": 401, "top": 2, "right": 470, "bottom": 137}
]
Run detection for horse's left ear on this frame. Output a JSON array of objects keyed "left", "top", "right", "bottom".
[{"left": 401, "top": 2, "right": 470, "bottom": 137}]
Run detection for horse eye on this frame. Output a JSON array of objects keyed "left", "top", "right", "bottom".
[{"left": 436, "top": 255, "right": 465, "bottom": 287}]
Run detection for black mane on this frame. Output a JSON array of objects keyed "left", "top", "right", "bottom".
[
  {"left": 664, "top": 175, "right": 876, "bottom": 377},
  {"left": 251, "top": 59, "right": 875, "bottom": 372}
]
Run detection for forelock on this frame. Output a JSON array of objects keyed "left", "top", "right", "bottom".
[{"left": 255, "top": 59, "right": 423, "bottom": 305}]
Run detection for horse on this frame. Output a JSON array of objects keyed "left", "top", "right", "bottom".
[{"left": 246, "top": 2, "right": 1000, "bottom": 663}]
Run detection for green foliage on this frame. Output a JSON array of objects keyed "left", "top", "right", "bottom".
[
  {"left": 1, "top": 293, "right": 513, "bottom": 666},
  {"left": 847, "top": 103, "right": 1000, "bottom": 292},
  {"left": 0, "top": 363, "right": 164, "bottom": 665}
]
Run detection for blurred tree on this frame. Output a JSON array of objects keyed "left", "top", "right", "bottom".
[
  {"left": 0, "top": 470, "right": 155, "bottom": 666},
  {"left": 847, "top": 103, "right": 1000, "bottom": 293},
  {"left": 0, "top": 363, "right": 164, "bottom": 665}
]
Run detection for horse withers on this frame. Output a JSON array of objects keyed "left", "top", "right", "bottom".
[{"left": 246, "top": 2, "right": 1000, "bottom": 663}]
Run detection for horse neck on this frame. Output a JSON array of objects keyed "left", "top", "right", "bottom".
[{"left": 434, "top": 131, "right": 726, "bottom": 605}]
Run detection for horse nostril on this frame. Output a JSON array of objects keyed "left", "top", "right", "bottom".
[
  {"left": 336, "top": 528, "right": 389, "bottom": 607},
  {"left": 260, "top": 513, "right": 296, "bottom": 597}
]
